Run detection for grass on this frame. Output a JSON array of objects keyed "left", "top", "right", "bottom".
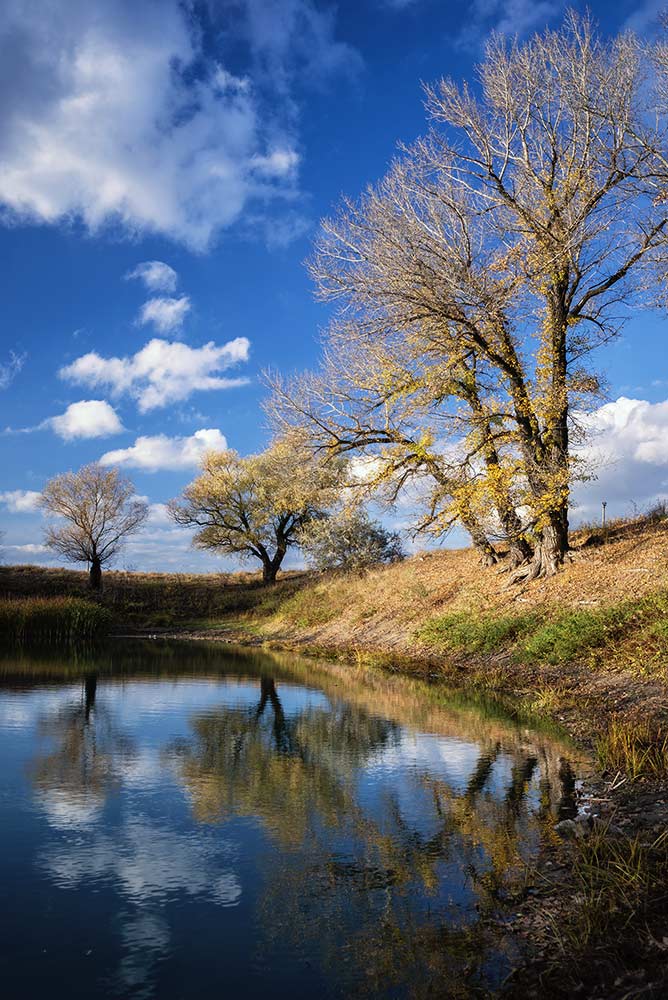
[
  {"left": 0, "top": 596, "right": 112, "bottom": 645},
  {"left": 540, "top": 823, "right": 668, "bottom": 994},
  {"left": 596, "top": 716, "right": 668, "bottom": 780},
  {"left": 417, "top": 610, "right": 539, "bottom": 654}
]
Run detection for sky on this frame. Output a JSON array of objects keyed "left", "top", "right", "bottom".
[{"left": 2, "top": 0, "right": 668, "bottom": 573}]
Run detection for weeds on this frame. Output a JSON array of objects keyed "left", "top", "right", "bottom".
[{"left": 548, "top": 823, "right": 668, "bottom": 973}]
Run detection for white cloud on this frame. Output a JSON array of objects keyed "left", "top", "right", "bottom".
[
  {"left": 138, "top": 295, "right": 191, "bottom": 334},
  {"left": 99, "top": 428, "right": 228, "bottom": 472},
  {"left": 0, "top": 489, "right": 42, "bottom": 512},
  {"left": 59, "top": 337, "right": 250, "bottom": 412},
  {"left": 48, "top": 399, "right": 124, "bottom": 440},
  {"left": 250, "top": 148, "right": 300, "bottom": 178},
  {"left": 0, "top": 0, "right": 357, "bottom": 250},
  {"left": 624, "top": 1, "right": 665, "bottom": 34},
  {"left": 573, "top": 397, "right": 668, "bottom": 519},
  {"left": 456, "top": 0, "right": 564, "bottom": 49},
  {"left": 7, "top": 543, "right": 50, "bottom": 555},
  {"left": 126, "top": 260, "right": 177, "bottom": 293},
  {"left": 0, "top": 350, "right": 26, "bottom": 389}
]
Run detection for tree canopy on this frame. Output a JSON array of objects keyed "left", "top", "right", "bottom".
[
  {"left": 169, "top": 433, "right": 346, "bottom": 582},
  {"left": 300, "top": 508, "right": 404, "bottom": 572},
  {"left": 39, "top": 463, "right": 148, "bottom": 589},
  {"left": 269, "top": 13, "right": 668, "bottom": 578}
]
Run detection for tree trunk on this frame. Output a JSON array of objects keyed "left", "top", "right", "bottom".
[
  {"left": 507, "top": 537, "right": 533, "bottom": 570},
  {"left": 261, "top": 560, "right": 277, "bottom": 584},
  {"left": 89, "top": 557, "right": 102, "bottom": 591},
  {"left": 84, "top": 674, "right": 97, "bottom": 722},
  {"left": 510, "top": 515, "right": 569, "bottom": 582},
  {"left": 471, "top": 532, "right": 499, "bottom": 567}
]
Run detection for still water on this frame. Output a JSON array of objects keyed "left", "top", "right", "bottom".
[{"left": 0, "top": 641, "right": 581, "bottom": 999}]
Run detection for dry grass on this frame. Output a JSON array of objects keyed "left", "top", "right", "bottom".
[
  {"left": 597, "top": 716, "right": 668, "bottom": 780},
  {"left": 245, "top": 512, "right": 668, "bottom": 668}
]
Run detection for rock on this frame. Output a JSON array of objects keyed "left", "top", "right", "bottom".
[{"left": 554, "top": 819, "right": 580, "bottom": 838}]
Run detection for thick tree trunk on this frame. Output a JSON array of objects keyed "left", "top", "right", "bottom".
[
  {"left": 261, "top": 549, "right": 286, "bottom": 584},
  {"left": 507, "top": 538, "right": 533, "bottom": 570},
  {"left": 510, "top": 514, "right": 569, "bottom": 582},
  {"left": 89, "top": 557, "right": 102, "bottom": 591}
]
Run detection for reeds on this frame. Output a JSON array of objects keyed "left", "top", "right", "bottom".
[{"left": 0, "top": 597, "right": 112, "bottom": 646}]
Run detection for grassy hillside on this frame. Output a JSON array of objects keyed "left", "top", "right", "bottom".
[{"left": 195, "top": 510, "right": 668, "bottom": 684}]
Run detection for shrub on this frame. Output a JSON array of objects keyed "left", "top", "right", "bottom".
[
  {"left": 300, "top": 509, "right": 404, "bottom": 572},
  {"left": 0, "top": 597, "right": 112, "bottom": 646}
]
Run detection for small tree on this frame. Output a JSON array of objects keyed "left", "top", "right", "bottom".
[
  {"left": 39, "top": 464, "right": 148, "bottom": 590},
  {"left": 300, "top": 508, "right": 404, "bottom": 573},
  {"left": 169, "top": 433, "right": 345, "bottom": 583}
]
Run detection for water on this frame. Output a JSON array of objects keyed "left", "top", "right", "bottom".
[{"left": 0, "top": 641, "right": 582, "bottom": 998}]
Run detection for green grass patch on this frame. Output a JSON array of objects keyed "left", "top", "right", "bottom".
[
  {"left": 0, "top": 597, "right": 112, "bottom": 646},
  {"left": 417, "top": 610, "right": 539, "bottom": 654},
  {"left": 517, "top": 608, "right": 619, "bottom": 664}
]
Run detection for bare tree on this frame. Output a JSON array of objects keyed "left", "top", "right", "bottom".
[
  {"left": 39, "top": 464, "right": 148, "bottom": 590},
  {"left": 300, "top": 13, "right": 668, "bottom": 577},
  {"left": 169, "top": 433, "right": 346, "bottom": 583}
]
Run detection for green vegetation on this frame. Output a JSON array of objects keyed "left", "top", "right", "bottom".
[
  {"left": 416, "top": 590, "right": 668, "bottom": 669},
  {"left": 417, "top": 610, "right": 538, "bottom": 654},
  {"left": 0, "top": 597, "right": 112, "bottom": 646},
  {"left": 518, "top": 606, "right": 633, "bottom": 665}
]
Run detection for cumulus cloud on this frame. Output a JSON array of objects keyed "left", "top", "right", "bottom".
[
  {"left": 59, "top": 337, "right": 250, "bottom": 412},
  {"left": 0, "top": 489, "right": 42, "bottom": 512},
  {"left": 0, "top": 350, "right": 26, "bottom": 389},
  {"left": 46, "top": 399, "right": 124, "bottom": 440},
  {"left": 126, "top": 260, "right": 178, "bottom": 293},
  {"left": 138, "top": 296, "right": 191, "bottom": 334},
  {"left": 573, "top": 397, "right": 668, "bottom": 519},
  {"left": 100, "top": 428, "right": 228, "bottom": 472},
  {"left": 0, "top": 0, "right": 357, "bottom": 249}
]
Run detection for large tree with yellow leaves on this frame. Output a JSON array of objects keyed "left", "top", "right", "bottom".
[{"left": 271, "top": 14, "right": 668, "bottom": 578}]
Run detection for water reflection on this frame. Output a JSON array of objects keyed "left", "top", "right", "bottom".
[{"left": 0, "top": 642, "right": 584, "bottom": 998}]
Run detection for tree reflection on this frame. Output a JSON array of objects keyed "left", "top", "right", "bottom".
[
  {"left": 29, "top": 673, "right": 131, "bottom": 829},
  {"left": 172, "top": 673, "right": 578, "bottom": 995}
]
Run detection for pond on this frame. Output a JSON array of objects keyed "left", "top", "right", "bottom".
[{"left": 0, "top": 641, "right": 583, "bottom": 998}]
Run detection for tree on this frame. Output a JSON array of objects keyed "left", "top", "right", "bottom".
[
  {"left": 267, "top": 319, "right": 531, "bottom": 568},
  {"left": 279, "top": 14, "right": 668, "bottom": 578},
  {"left": 39, "top": 463, "right": 148, "bottom": 590},
  {"left": 169, "top": 433, "right": 345, "bottom": 583},
  {"left": 299, "top": 508, "right": 404, "bottom": 572}
]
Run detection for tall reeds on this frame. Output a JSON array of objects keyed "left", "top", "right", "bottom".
[{"left": 0, "top": 597, "right": 112, "bottom": 646}]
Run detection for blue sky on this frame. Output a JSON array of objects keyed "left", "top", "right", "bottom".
[{"left": 2, "top": 0, "right": 668, "bottom": 572}]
